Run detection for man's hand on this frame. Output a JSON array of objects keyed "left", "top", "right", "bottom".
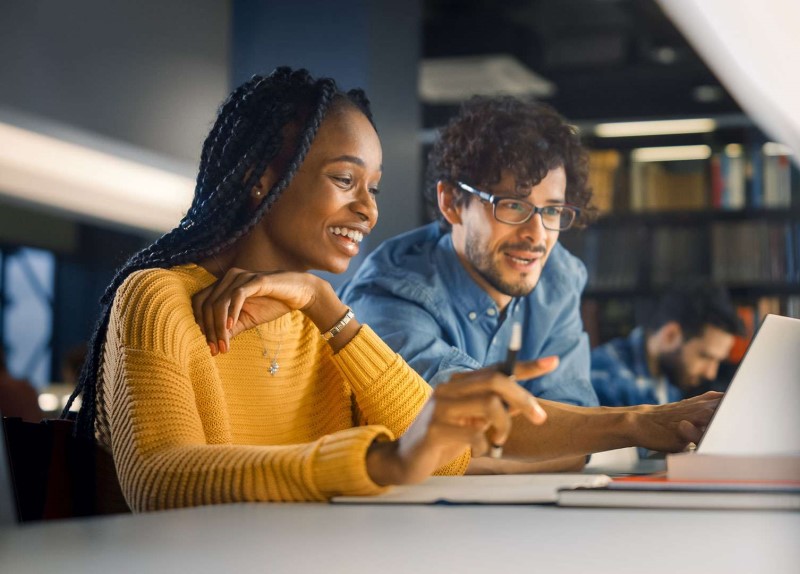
[
  {"left": 494, "top": 390, "right": 724, "bottom": 462},
  {"left": 629, "top": 391, "right": 723, "bottom": 452}
]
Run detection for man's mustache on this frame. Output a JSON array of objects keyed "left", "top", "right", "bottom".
[{"left": 501, "top": 242, "right": 547, "bottom": 255}]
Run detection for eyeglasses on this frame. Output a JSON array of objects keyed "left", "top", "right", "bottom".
[{"left": 455, "top": 181, "right": 580, "bottom": 231}]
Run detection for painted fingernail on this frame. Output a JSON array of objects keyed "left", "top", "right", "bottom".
[
  {"left": 209, "top": 342, "right": 217, "bottom": 356},
  {"left": 218, "top": 340, "right": 227, "bottom": 354},
  {"left": 227, "top": 317, "right": 233, "bottom": 330}
]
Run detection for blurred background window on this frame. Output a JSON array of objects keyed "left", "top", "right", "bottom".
[{"left": 1, "top": 247, "right": 55, "bottom": 388}]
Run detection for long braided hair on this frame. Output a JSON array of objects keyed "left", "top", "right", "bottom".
[{"left": 63, "top": 67, "right": 375, "bottom": 440}]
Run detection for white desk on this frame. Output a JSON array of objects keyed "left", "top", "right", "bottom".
[{"left": 1, "top": 502, "right": 798, "bottom": 573}]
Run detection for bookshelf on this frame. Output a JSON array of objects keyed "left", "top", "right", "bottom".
[{"left": 562, "top": 139, "right": 800, "bottom": 351}]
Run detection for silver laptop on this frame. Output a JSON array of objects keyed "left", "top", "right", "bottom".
[{"left": 698, "top": 314, "right": 800, "bottom": 456}]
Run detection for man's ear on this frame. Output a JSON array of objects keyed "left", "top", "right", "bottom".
[
  {"left": 657, "top": 321, "right": 684, "bottom": 353},
  {"left": 437, "top": 181, "right": 463, "bottom": 226}
]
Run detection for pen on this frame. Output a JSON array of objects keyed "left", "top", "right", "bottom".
[
  {"left": 501, "top": 321, "right": 522, "bottom": 377},
  {"left": 490, "top": 321, "right": 522, "bottom": 458}
]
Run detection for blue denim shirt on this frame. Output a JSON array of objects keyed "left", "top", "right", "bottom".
[
  {"left": 340, "top": 223, "right": 598, "bottom": 407},
  {"left": 590, "top": 327, "right": 683, "bottom": 407}
]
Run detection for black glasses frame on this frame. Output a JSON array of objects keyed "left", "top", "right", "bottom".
[{"left": 454, "top": 181, "right": 580, "bottom": 231}]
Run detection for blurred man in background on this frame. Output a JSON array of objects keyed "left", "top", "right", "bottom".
[{"left": 591, "top": 281, "right": 743, "bottom": 407}]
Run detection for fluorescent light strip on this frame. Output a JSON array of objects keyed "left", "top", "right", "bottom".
[
  {"left": 594, "top": 118, "right": 716, "bottom": 137},
  {"left": 632, "top": 145, "right": 712, "bottom": 162},
  {"left": 0, "top": 121, "right": 195, "bottom": 233}
]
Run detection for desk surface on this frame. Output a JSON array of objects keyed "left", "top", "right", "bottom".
[{"left": 2, "top": 502, "right": 798, "bottom": 573}]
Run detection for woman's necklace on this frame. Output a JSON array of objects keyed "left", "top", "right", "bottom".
[
  {"left": 211, "top": 254, "right": 283, "bottom": 376},
  {"left": 257, "top": 326, "right": 282, "bottom": 376}
]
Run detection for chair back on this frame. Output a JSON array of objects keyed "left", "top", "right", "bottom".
[
  {"left": 0, "top": 410, "right": 18, "bottom": 525},
  {"left": 2, "top": 416, "right": 130, "bottom": 521}
]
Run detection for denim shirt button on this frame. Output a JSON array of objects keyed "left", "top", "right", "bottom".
[
  {"left": 468, "top": 311, "right": 477, "bottom": 320},
  {"left": 486, "top": 308, "right": 496, "bottom": 316}
]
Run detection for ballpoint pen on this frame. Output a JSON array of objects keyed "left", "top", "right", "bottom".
[{"left": 490, "top": 321, "right": 522, "bottom": 459}]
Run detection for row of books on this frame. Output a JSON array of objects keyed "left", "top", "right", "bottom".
[
  {"left": 630, "top": 158, "right": 708, "bottom": 212},
  {"left": 729, "top": 297, "right": 800, "bottom": 362},
  {"left": 572, "top": 226, "right": 641, "bottom": 290},
  {"left": 711, "top": 145, "right": 794, "bottom": 210},
  {"left": 651, "top": 226, "right": 707, "bottom": 286},
  {"left": 564, "top": 221, "right": 800, "bottom": 289},
  {"left": 711, "top": 221, "right": 800, "bottom": 283},
  {"left": 587, "top": 147, "right": 797, "bottom": 213}
]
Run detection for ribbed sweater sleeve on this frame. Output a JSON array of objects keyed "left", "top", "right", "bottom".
[
  {"left": 99, "top": 269, "right": 394, "bottom": 511},
  {"left": 333, "top": 324, "right": 471, "bottom": 476}
]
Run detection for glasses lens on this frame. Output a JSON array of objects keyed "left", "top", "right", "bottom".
[
  {"left": 495, "top": 199, "right": 533, "bottom": 224},
  {"left": 538, "top": 205, "right": 577, "bottom": 230},
  {"left": 496, "top": 201, "right": 577, "bottom": 230}
]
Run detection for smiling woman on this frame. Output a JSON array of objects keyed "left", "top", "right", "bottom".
[{"left": 62, "top": 67, "right": 550, "bottom": 511}]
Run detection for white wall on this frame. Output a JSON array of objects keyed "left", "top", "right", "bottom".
[{"left": 0, "top": 0, "right": 229, "bottom": 163}]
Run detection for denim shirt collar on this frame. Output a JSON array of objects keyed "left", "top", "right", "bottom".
[{"left": 433, "top": 232, "right": 523, "bottom": 324}]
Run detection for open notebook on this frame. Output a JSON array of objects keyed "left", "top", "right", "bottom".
[{"left": 333, "top": 474, "right": 610, "bottom": 505}]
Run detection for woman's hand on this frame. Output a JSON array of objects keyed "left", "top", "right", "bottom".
[
  {"left": 192, "top": 268, "right": 328, "bottom": 355},
  {"left": 366, "top": 357, "right": 558, "bottom": 486}
]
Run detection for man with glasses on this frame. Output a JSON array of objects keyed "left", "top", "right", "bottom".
[
  {"left": 342, "top": 96, "right": 595, "bottom": 407},
  {"left": 341, "top": 96, "right": 719, "bottom": 470}
]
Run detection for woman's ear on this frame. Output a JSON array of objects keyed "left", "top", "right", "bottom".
[
  {"left": 437, "top": 181, "right": 463, "bottom": 226},
  {"left": 251, "top": 166, "right": 279, "bottom": 206}
]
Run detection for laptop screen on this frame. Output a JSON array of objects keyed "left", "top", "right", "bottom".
[{"left": 697, "top": 314, "right": 800, "bottom": 456}]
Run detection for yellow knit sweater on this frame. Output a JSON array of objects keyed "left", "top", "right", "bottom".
[{"left": 96, "top": 264, "right": 469, "bottom": 511}]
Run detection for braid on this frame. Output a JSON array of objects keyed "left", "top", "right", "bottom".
[{"left": 62, "top": 67, "right": 374, "bottom": 440}]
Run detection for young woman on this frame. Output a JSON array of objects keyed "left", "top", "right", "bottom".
[{"left": 64, "top": 68, "right": 550, "bottom": 511}]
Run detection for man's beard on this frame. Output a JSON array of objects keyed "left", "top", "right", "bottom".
[
  {"left": 658, "top": 348, "right": 696, "bottom": 392},
  {"left": 464, "top": 232, "right": 544, "bottom": 298}
]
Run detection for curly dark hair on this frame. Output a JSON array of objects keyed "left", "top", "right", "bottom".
[
  {"left": 425, "top": 96, "right": 596, "bottom": 229},
  {"left": 646, "top": 280, "right": 745, "bottom": 340},
  {"left": 62, "top": 67, "right": 374, "bottom": 440}
]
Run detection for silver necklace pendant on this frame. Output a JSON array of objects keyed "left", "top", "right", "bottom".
[{"left": 259, "top": 328, "right": 282, "bottom": 377}]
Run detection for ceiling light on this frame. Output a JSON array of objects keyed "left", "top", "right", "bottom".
[
  {"left": 419, "top": 54, "right": 556, "bottom": 104},
  {"left": 725, "top": 143, "right": 743, "bottom": 157},
  {"left": 631, "top": 145, "right": 712, "bottom": 162},
  {"left": 0, "top": 118, "right": 194, "bottom": 234},
  {"left": 594, "top": 118, "right": 716, "bottom": 137},
  {"left": 652, "top": 46, "right": 678, "bottom": 65},
  {"left": 692, "top": 85, "right": 725, "bottom": 103}
]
